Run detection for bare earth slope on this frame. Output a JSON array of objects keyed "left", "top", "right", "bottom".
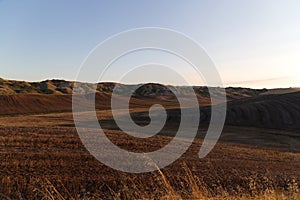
[
  {"left": 224, "top": 91, "right": 300, "bottom": 130},
  {"left": 0, "top": 94, "right": 73, "bottom": 115},
  {"left": 138, "top": 91, "right": 300, "bottom": 131},
  {"left": 0, "top": 93, "right": 180, "bottom": 115}
]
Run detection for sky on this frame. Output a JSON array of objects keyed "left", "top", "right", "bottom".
[{"left": 0, "top": 0, "right": 299, "bottom": 88}]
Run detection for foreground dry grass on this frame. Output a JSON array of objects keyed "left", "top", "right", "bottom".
[{"left": 0, "top": 112, "right": 299, "bottom": 199}]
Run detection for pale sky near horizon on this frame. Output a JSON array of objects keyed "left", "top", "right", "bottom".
[{"left": 0, "top": 0, "right": 299, "bottom": 89}]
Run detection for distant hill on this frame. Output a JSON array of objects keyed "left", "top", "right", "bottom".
[
  {"left": 0, "top": 78, "right": 270, "bottom": 99},
  {"left": 1, "top": 78, "right": 300, "bottom": 130},
  {"left": 261, "top": 88, "right": 300, "bottom": 95}
]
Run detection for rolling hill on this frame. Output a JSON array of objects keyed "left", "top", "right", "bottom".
[{"left": 1, "top": 78, "right": 300, "bottom": 131}]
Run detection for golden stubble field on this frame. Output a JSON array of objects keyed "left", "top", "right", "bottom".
[{"left": 0, "top": 108, "right": 299, "bottom": 200}]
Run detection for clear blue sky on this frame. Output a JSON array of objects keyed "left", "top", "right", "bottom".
[{"left": 0, "top": 0, "right": 299, "bottom": 88}]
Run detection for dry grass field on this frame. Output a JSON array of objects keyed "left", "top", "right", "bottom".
[{"left": 0, "top": 104, "right": 299, "bottom": 199}]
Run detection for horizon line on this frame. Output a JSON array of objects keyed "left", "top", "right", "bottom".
[{"left": 1, "top": 76, "right": 299, "bottom": 90}]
